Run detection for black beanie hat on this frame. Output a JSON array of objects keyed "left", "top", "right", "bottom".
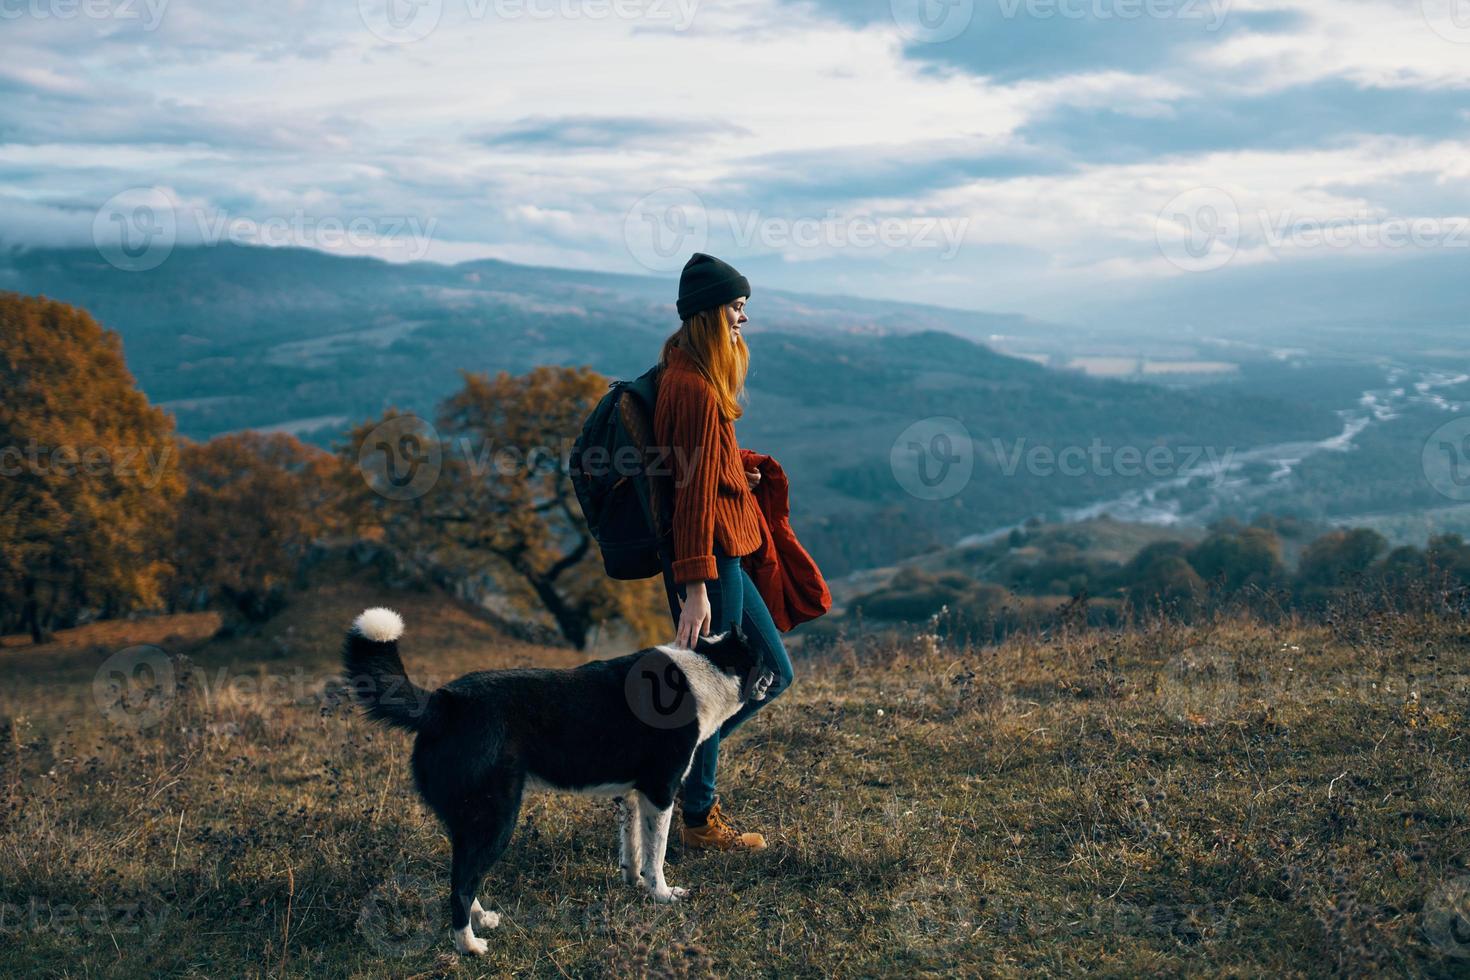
[{"left": 676, "top": 252, "right": 751, "bottom": 320}]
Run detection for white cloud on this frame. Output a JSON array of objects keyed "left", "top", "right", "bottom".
[{"left": 1205, "top": 0, "right": 1470, "bottom": 91}]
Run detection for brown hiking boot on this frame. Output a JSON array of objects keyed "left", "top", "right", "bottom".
[{"left": 680, "top": 800, "right": 768, "bottom": 852}]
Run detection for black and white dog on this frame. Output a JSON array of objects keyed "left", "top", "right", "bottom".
[{"left": 341, "top": 607, "right": 773, "bottom": 956}]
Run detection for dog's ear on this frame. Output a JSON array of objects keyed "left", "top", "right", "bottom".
[
  {"left": 695, "top": 627, "right": 748, "bottom": 653},
  {"left": 694, "top": 628, "right": 757, "bottom": 676}
]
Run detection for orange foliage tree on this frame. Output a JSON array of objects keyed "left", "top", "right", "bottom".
[
  {"left": 173, "top": 432, "right": 344, "bottom": 632},
  {"left": 342, "top": 366, "right": 665, "bottom": 649},
  {"left": 0, "top": 292, "right": 183, "bottom": 642}
]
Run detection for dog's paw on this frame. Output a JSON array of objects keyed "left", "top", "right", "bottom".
[
  {"left": 648, "top": 885, "right": 688, "bottom": 903},
  {"left": 454, "top": 928, "right": 489, "bottom": 956},
  {"left": 472, "top": 908, "right": 501, "bottom": 930},
  {"left": 621, "top": 864, "right": 642, "bottom": 887}
]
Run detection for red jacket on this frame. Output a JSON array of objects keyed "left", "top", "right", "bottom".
[{"left": 738, "top": 449, "right": 831, "bottom": 632}]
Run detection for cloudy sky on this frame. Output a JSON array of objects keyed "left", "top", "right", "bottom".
[{"left": 5, "top": 0, "right": 1470, "bottom": 319}]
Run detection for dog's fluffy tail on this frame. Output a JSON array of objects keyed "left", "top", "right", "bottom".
[{"left": 342, "top": 608, "right": 435, "bottom": 732}]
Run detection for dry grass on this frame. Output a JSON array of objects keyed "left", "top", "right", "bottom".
[{"left": 2, "top": 582, "right": 1468, "bottom": 978}]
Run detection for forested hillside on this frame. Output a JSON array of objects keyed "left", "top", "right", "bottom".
[{"left": 0, "top": 246, "right": 1341, "bottom": 574}]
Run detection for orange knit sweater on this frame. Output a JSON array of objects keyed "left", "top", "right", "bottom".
[{"left": 654, "top": 346, "right": 764, "bottom": 583}]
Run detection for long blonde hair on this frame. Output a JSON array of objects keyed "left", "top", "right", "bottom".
[{"left": 660, "top": 304, "right": 748, "bottom": 421}]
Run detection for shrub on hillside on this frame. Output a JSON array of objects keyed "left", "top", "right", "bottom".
[
  {"left": 1188, "top": 524, "right": 1285, "bottom": 592},
  {"left": 1299, "top": 528, "right": 1389, "bottom": 588},
  {"left": 1124, "top": 553, "right": 1206, "bottom": 611},
  {"left": 999, "top": 544, "right": 1119, "bottom": 597},
  {"left": 853, "top": 568, "right": 971, "bottom": 622}
]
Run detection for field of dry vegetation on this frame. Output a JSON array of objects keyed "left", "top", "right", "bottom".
[{"left": 2, "top": 576, "right": 1469, "bottom": 977}]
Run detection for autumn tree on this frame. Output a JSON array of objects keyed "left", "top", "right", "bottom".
[
  {"left": 173, "top": 432, "right": 343, "bottom": 632},
  {"left": 0, "top": 292, "right": 183, "bottom": 642},
  {"left": 343, "top": 367, "right": 665, "bottom": 649}
]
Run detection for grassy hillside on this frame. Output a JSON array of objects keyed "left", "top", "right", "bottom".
[{"left": 3, "top": 581, "right": 1468, "bottom": 976}]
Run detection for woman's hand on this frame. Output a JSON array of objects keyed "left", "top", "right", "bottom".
[
  {"left": 676, "top": 580, "right": 713, "bottom": 648},
  {"left": 746, "top": 468, "right": 761, "bottom": 491}
]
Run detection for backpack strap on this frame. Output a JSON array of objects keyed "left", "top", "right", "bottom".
[
  {"left": 625, "top": 362, "right": 661, "bottom": 409},
  {"left": 615, "top": 364, "right": 672, "bottom": 547}
]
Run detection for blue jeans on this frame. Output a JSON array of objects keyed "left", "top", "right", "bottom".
[{"left": 660, "top": 545, "right": 793, "bottom": 819}]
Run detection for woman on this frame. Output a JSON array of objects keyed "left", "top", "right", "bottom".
[{"left": 653, "top": 252, "right": 794, "bottom": 853}]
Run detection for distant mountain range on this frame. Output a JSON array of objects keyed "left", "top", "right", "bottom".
[
  {"left": 0, "top": 244, "right": 1341, "bottom": 575},
  {"left": 1067, "top": 250, "right": 1470, "bottom": 360},
  {"left": 0, "top": 243, "right": 1077, "bottom": 432}
]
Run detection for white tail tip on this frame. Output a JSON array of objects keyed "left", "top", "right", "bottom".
[{"left": 354, "top": 607, "right": 404, "bottom": 643}]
